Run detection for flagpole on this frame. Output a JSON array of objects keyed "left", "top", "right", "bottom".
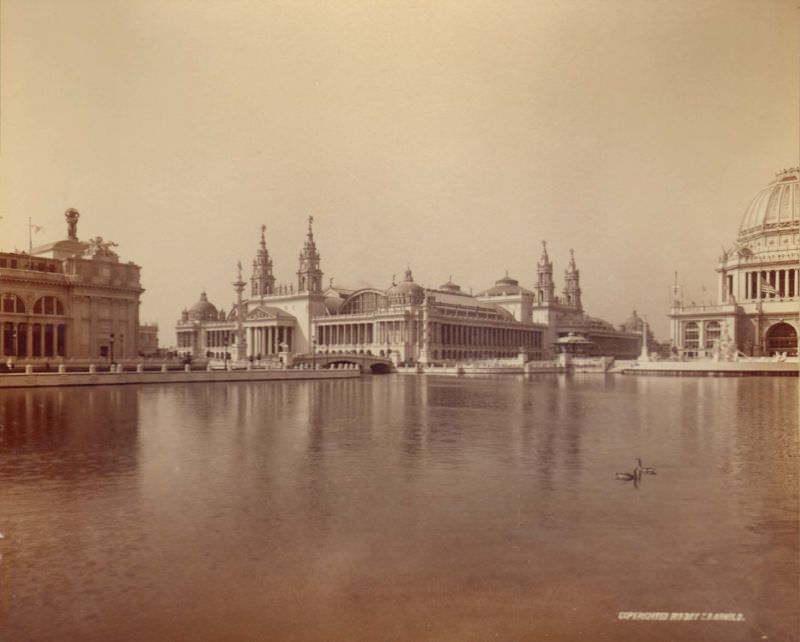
[{"left": 28, "top": 217, "right": 32, "bottom": 269}]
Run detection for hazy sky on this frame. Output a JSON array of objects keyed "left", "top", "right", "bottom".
[{"left": 1, "top": 0, "right": 798, "bottom": 342}]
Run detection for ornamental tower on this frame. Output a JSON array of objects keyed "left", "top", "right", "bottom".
[
  {"left": 297, "top": 216, "right": 323, "bottom": 293},
  {"left": 562, "top": 249, "right": 582, "bottom": 310},
  {"left": 250, "top": 225, "right": 275, "bottom": 297},
  {"left": 536, "top": 240, "right": 555, "bottom": 304}
]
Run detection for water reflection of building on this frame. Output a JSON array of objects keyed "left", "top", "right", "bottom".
[
  {"left": 0, "top": 209, "right": 146, "bottom": 361},
  {"left": 176, "top": 219, "right": 643, "bottom": 364},
  {"left": 670, "top": 168, "right": 800, "bottom": 358},
  {"left": 0, "top": 388, "right": 139, "bottom": 474}
]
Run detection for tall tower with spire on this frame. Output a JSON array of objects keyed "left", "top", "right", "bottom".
[
  {"left": 562, "top": 249, "right": 582, "bottom": 310},
  {"left": 251, "top": 225, "right": 275, "bottom": 297},
  {"left": 297, "top": 216, "right": 323, "bottom": 293},
  {"left": 536, "top": 240, "right": 555, "bottom": 304}
]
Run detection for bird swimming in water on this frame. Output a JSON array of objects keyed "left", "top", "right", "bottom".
[
  {"left": 616, "top": 462, "right": 641, "bottom": 481},
  {"left": 636, "top": 458, "right": 656, "bottom": 475}
]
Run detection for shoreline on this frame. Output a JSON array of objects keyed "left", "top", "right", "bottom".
[{"left": 0, "top": 368, "right": 361, "bottom": 389}]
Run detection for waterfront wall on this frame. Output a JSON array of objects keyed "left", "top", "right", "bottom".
[
  {"left": 0, "top": 368, "right": 360, "bottom": 389},
  {"left": 623, "top": 360, "right": 798, "bottom": 377}
]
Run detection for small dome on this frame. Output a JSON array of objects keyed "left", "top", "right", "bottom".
[
  {"left": 739, "top": 168, "right": 800, "bottom": 239},
  {"left": 188, "top": 291, "right": 218, "bottom": 321},
  {"left": 477, "top": 274, "right": 532, "bottom": 297},
  {"left": 387, "top": 268, "right": 424, "bottom": 304},
  {"left": 621, "top": 310, "right": 643, "bottom": 332},
  {"left": 439, "top": 276, "right": 461, "bottom": 293},
  {"left": 324, "top": 296, "right": 344, "bottom": 314}
]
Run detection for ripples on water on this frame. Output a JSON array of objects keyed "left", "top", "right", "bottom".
[{"left": 0, "top": 376, "right": 797, "bottom": 641}]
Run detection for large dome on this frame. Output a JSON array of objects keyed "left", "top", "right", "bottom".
[
  {"left": 188, "top": 291, "right": 218, "bottom": 321},
  {"left": 738, "top": 167, "right": 800, "bottom": 239}
]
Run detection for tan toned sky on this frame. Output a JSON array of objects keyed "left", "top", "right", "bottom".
[{"left": 1, "top": 0, "right": 798, "bottom": 342}]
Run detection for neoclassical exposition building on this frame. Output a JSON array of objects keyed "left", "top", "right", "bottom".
[
  {"left": 176, "top": 218, "right": 642, "bottom": 365},
  {"left": 670, "top": 167, "right": 800, "bottom": 358},
  {"left": 0, "top": 209, "right": 145, "bottom": 362},
  {"left": 476, "top": 243, "right": 642, "bottom": 358}
]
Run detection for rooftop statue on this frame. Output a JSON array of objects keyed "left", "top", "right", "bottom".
[{"left": 85, "top": 236, "right": 119, "bottom": 259}]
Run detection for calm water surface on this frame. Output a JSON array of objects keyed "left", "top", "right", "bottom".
[{"left": 0, "top": 375, "right": 797, "bottom": 641}]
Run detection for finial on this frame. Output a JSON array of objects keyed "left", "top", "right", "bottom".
[
  {"left": 260, "top": 224, "right": 266, "bottom": 248},
  {"left": 392, "top": 273, "right": 397, "bottom": 286},
  {"left": 308, "top": 215, "right": 314, "bottom": 233},
  {"left": 505, "top": 269, "right": 509, "bottom": 277},
  {"left": 329, "top": 277, "right": 334, "bottom": 287},
  {"left": 542, "top": 240, "right": 547, "bottom": 251}
]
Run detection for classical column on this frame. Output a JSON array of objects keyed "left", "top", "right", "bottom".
[{"left": 24, "top": 323, "right": 31, "bottom": 358}]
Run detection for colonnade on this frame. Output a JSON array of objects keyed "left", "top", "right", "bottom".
[
  {"left": 742, "top": 268, "right": 800, "bottom": 300},
  {"left": 205, "top": 329, "right": 232, "bottom": 348},
  {"left": 432, "top": 323, "right": 541, "bottom": 350},
  {"left": 314, "top": 317, "right": 544, "bottom": 362},
  {"left": 1, "top": 321, "right": 67, "bottom": 358},
  {"left": 317, "top": 323, "right": 374, "bottom": 346},
  {"left": 247, "top": 325, "right": 292, "bottom": 358}
]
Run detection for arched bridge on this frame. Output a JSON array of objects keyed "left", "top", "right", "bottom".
[{"left": 293, "top": 353, "right": 394, "bottom": 374}]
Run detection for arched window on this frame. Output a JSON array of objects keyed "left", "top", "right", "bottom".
[
  {"left": 33, "top": 296, "right": 65, "bottom": 315},
  {"left": 684, "top": 322, "right": 699, "bottom": 349},
  {"left": 340, "top": 290, "right": 385, "bottom": 315},
  {"left": 1, "top": 293, "right": 26, "bottom": 314},
  {"left": 765, "top": 322, "right": 797, "bottom": 356},
  {"left": 705, "top": 321, "right": 721, "bottom": 348}
]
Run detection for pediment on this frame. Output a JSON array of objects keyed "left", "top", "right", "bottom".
[
  {"left": 247, "top": 307, "right": 278, "bottom": 320},
  {"left": 245, "top": 305, "right": 297, "bottom": 322}
]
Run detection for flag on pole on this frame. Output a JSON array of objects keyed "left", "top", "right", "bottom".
[
  {"left": 760, "top": 277, "right": 778, "bottom": 296},
  {"left": 30, "top": 223, "right": 44, "bottom": 234}
]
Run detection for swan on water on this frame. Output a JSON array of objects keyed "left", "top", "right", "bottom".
[
  {"left": 636, "top": 458, "right": 656, "bottom": 475},
  {"left": 615, "top": 464, "right": 641, "bottom": 481}
]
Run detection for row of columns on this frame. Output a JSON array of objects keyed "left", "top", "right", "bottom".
[
  {"left": 205, "top": 329, "right": 231, "bottom": 348},
  {"left": 176, "top": 330, "right": 194, "bottom": 348},
  {"left": 742, "top": 269, "right": 799, "bottom": 300},
  {"left": 247, "top": 325, "right": 292, "bottom": 357},
  {"left": 315, "top": 318, "right": 543, "bottom": 358},
  {"left": 1, "top": 321, "right": 67, "bottom": 358},
  {"left": 433, "top": 323, "right": 541, "bottom": 349},
  {"left": 317, "top": 323, "right": 374, "bottom": 346}
]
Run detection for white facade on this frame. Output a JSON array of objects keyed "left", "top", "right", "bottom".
[{"left": 670, "top": 167, "right": 800, "bottom": 358}]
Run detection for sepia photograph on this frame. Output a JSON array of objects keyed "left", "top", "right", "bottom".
[{"left": 0, "top": 1, "right": 798, "bottom": 640}]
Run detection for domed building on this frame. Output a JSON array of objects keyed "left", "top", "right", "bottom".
[
  {"left": 314, "top": 268, "right": 542, "bottom": 364},
  {"left": 669, "top": 167, "right": 800, "bottom": 357},
  {"left": 477, "top": 245, "right": 643, "bottom": 359},
  {"left": 174, "top": 218, "right": 645, "bottom": 365},
  {"left": 187, "top": 292, "right": 218, "bottom": 321},
  {"left": 386, "top": 269, "right": 425, "bottom": 306}
]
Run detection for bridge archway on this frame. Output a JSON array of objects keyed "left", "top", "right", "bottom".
[{"left": 293, "top": 352, "right": 393, "bottom": 374}]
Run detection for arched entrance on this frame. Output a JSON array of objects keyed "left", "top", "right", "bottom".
[{"left": 765, "top": 322, "right": 798, "bottom": 356}]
